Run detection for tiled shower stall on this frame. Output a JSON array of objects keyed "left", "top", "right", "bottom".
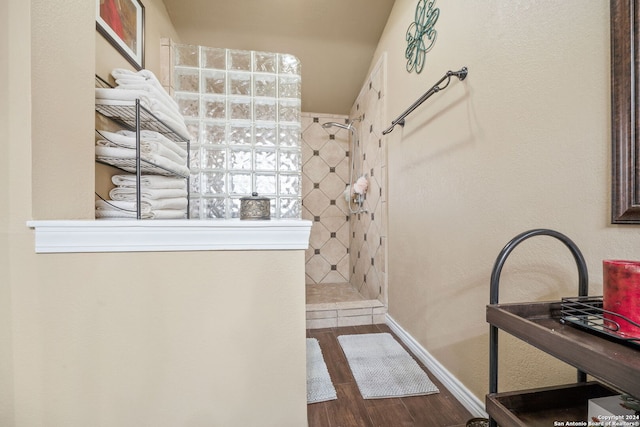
[
  {"left": 303, "top": 56, "right": 387, "bottom": 304},
  {"left": 162, "top": 41, "right": 387, "bottom": 325}
]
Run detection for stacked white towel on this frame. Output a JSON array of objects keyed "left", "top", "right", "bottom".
[
  {"left": 95, "top": 174, "right": 188, "bottom": 219},
  {"left": 111, "top": 174, "right": 187, "bottom": 189},
  {"left": 95, "top": 129, "right": 190, "bottom": 177},
  {"left": 95, "top": 68, "right": 191, "bottom": 140},
  {"left": 95, "top": 69, "right": 191, "bottom": 220},
  {"left": 95, "top": 199, "right": 153, "bottom": 219}
]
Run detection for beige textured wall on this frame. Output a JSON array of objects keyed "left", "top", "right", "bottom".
[
  {"left": 1, "top": 1, "right": 308, "bottom": 426},
  {"left": 3, "top": 0, "right": 34, "bottom": 425},
  {"left": 31, "top": 0, "right": 95, "bottom": 220},
  {"left": 375, "top": 0, "right": 640, "bottom": 399},
  {"left": 12, "top": 248, "right": 306, "bottom": 427}
]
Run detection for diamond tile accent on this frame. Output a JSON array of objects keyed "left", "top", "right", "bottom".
[
  {"left": 305, "top": 255, "right": 331, "bottom": 283},
  {"left": 322, "top": 140, "right": 348, "bottom": 167},
  {"left": 320, "top": 172, "right": 348, "bottom": 200},
  {"left": 321, "top": 207, "right": 348, "bottom": 230},
  {"left": 304, "top": 189, "right": 330, "bottom": 216},
  {"left": 322, "top": 238, "right": 348, "bottom": 264},
  {"left": 308, "top": 222, "right": 330, "bottom": 250},
  {"left": 301, "top": 123, "right": 330, "bottom": 150},
  {"left": 303, "top": 155, "right": 329, "bottom": 183}
]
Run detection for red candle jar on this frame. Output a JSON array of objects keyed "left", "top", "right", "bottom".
[{"left": 603, "top": 260, "right": 640, "bottom": 338}]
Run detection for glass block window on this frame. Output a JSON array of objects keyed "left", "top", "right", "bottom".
[{"left": 173, "top": 44, "right": 302, "bottom": 219}]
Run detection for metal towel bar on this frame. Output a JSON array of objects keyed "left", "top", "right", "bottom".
[{"left": 382, "top": 66, "right": 468, "bottom": 135}]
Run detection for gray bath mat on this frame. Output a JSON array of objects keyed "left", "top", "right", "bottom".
[
  {"left": 338, "top": 333, "right": 439, "bottom": 399},
  {"left": 306, "top": 338, "right": 337, "bottom": 404}
]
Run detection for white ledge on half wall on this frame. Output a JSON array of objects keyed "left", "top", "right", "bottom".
[{"left": 26, "top": 219, "right": 313, "bottom": 253}]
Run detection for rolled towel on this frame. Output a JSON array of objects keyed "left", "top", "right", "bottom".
[
  {"left": 140, "top": 94, "right": 186, "bottom": 128},
  {"left": 95, "top": 199, "right": 152, "bottom": 219},
  {"left": 97, "top": 131, "right": 186, "bottom": 165},
  {"left": 115, "top": 130, "right": 188, "bottom": 159},
  {"left": 144, "top": 197, "right": 188, "bottom": 211},
  {"left": 96, "top": 87, "right": 191, "bottom": 140},
  {"left": 114, "top": 82, "right": 181, "bottom": 115},
  {"left": 95, "top": 87, "right": 186, "bottom": 130},
  {"left": 95, "top": 210, "right": 151, "bottom": 219},
  {"left": 96, "top": 139, "right": 185, "bottom": 167},
  {"left": 95, "top": 87, "right": 151, "bottom": 105},
  {"left": 110, "top": 68, "right": 144, "bottom": 80},
  {"left": 111, "top": 174, "right": 187, "bottom": 190},
  {"left": 112, "top": 68, "right": 180, "bottom": 110},
  {"left": 95, "top": 145, "right": 191, "bottom": 177},
  {"left": 95, "top": 199, "right": 186, "bottom": 219},
  {"left": 146, "top": 110, "right": 191, "bottom": 140},
  {"left": 148, "top": 209, "right": 187, "bottom": 219},
  {"left": 96, "top": 198, "right": 152, "bottom": 211},
  {"left": 109, "top": 186, "right": 188, "bottom": 201}
]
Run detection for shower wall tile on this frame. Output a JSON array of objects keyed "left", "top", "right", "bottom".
[
  {"left": 303, "top": 156, "right": 330, "bottom": 183},
  {"left": 302, "top": 55, "right": 386, "bottom": 298},
  {"left": 321, "top": 140, "right": 348, "bottom": 167},
  {"left": 349, "top": 56, "right": 387, "bottom": 304},
  {"left": 334, "top": 157, "right": 350, "bottom": 185},
  {"left": 308, "top": 221, "right": 330, "bottom": 249},
  {"left": 320, "top": 173, "right": 347, "bottom": 201},
  {"left": 306, "top": 255, "right": 332, "bottom": 283},
  {"left": 321, "top": 238, "right": 347, "bottom": 264},
  {"left": 303, "top": 189, "right": 330, "bottom": 216},
  {"left": 302, "top": 112, "right": 351, "bottom": 285}
]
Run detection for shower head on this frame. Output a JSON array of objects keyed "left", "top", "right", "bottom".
[{"left": 322, "top": 121, "right": 354, "bottom": 131}]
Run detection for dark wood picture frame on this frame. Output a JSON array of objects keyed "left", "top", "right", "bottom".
[
  {"left": 611, "top": 0, "right": 640, "bottom": 223},
  {"left": 96, "top": 0, "right": 145, "bottom": 70}
]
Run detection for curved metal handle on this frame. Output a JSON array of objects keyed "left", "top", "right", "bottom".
[
  {"left": 488, "top": 229, "right": 588, "bottom": 427},
  {"left": 490, "top": 229, "right": 588, "bottom": 305}
]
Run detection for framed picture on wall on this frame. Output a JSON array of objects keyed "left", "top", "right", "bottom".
[{"left": 96, "top": 0, "right": 145, "bottom": 70}]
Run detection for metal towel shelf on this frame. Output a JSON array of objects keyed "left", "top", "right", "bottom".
[{"left": 382, "top": 67, "right": 468, "bottom": 135}]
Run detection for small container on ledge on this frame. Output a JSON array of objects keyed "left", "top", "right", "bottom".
[{"left": 240, "top": 192, "right": 271, "bottom": 220}]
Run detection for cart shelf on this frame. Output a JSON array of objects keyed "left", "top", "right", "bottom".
[
  {"left": 487, "top": 381, "right": 616, "bottom": 427},
  {"left": 487, "top": 301, "right": 640, "bottom": 399}
]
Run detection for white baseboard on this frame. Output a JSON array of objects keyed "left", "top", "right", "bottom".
[{"left": 386, "top": 314, "right": 488, "bottom": 419}]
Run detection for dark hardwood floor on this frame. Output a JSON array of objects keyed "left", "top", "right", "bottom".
[{"left": 307, "top": 323, "right": 474, "bottom": 427}]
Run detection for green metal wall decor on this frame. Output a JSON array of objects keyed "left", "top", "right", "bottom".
[{"left": 405, "top": 0, "right": 439, "bottom": 74}]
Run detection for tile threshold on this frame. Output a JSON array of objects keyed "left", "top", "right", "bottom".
[
  {"left": 306, "top": 299, "right": 384, "bottom": 311},
  {"left": 306, "top": 299, "right": 387, "bottom": 329}
]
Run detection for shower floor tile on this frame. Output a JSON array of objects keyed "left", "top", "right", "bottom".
[{"left": 305, "top": 282, "right": 366, "bottom": 304}]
